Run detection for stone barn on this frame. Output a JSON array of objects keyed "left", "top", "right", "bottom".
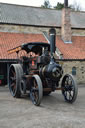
[{"left": 0, "top": 3, "right": 85, "bottom": 85}]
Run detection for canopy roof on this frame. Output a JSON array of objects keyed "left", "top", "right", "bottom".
[{"left": 8, "top": 42, "right": 50, "bottom": 55}]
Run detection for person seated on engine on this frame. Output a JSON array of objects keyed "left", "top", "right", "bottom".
[{"left": 28, "top": 51, "right": 40, "bottom": 58}]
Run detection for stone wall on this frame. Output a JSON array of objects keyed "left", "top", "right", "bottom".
[
  {"left": 59, "top": 60, "right": 85, "bottom": 84},
  {"left": 72, "top": 29, "right": 85, "bottom": 36},
  {"left": 0, "top": 24, "right": 61, "bottom": 34},
  {"left": 0, "top": 24, "right": 85, "bottom": 36}
]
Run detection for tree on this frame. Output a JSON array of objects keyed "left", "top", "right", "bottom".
[
  {"left": 54, "top": 2, "right": 64, "bottom": 10},
  {"left": 70, "top": 1, "right": 81, "bottom": 11},
  {"left": 41, "top": 0, "right": 51, "bottom": 9},
  {"left": 54, "top": 1, "right": 81, "bottom": 11},
  {"left": 41, "top": 1, "right": 81, "bottom": 11}
]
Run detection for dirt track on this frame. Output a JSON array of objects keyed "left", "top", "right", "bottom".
[{"left": 0, "top": 85, "right": 85, "bottom": 128}]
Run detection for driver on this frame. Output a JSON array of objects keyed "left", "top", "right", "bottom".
[{"left": 28, "top": 51, "right": 40, "bottom": 57}]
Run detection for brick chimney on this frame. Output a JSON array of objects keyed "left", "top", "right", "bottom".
[{"left": 61, "top": 0, "right": 72, "bottom": 43}]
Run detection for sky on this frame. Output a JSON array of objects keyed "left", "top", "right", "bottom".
[{"left": 0, "top": 0, "right": 85, "bottom": 11}]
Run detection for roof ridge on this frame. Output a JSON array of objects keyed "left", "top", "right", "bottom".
[
  {"left": 1, "top": 2, "right": 85, "bottom": 13},
  {"left": 0, "top": 2, "right": 60, "bottom": 11}
]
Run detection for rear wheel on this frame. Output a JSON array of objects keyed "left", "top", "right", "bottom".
[
  {"left": 61, "top": 74, "right": 78, "bottom": 103},
  {"left": 8, "top": 64, "right": 23, "bottom": 98},
  {"left": 30, "top": 75, "right": 43, "bottom": 106}
]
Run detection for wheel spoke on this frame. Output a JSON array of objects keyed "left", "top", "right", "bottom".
[
  {"left": 10, "top": 76, "right": 16, "bottom": 81},
  {"left": 69, "top": 79, "right": 72, "bottom": 86},
  {"left": 65, "top": 90, "right": 67, "bottom": 97},
  {"left": 31, "top": 80, "right": 39, "bottom": 102},
  {"left": 12, "top": 87, "right": 16, "bottom": 93},
  {"left": 34, "top": 92, "right": 38, "bottom": 101},
  {"left": 31, "top": 87, "right": 38, "bottom": 92},
  {"left": 11, "top": 83, "right": 16, "bottom": 87},
  {"left": 71, "top": 85, "right": 74, "bottom": 91},
  {"left": 11, "top": 69, "right": 16, "bottom": 76},
  {"left": 69, "top": 91, "right": 72, "bottom": 100},
  {"left": 30, "top": 93, "right": 35, "bottom": 102}
]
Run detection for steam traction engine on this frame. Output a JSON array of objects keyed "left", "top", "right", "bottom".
[{"left": 8, "top": 29, "right": 78, "bottom": 106}]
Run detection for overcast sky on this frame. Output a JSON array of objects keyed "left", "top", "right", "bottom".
[{"left": 0, "top": 0, "right": 85, "bottom": 11}]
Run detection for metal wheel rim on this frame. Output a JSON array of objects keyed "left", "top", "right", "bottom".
[
  {"left": 62, "top": 74, "right": 78, "bottom": 103},
  {"left": 9, "top": 65, "right": 18, "bottom": 97},
  {"left": 30, "top": 75, "right": 43, "bottom": 106},
  {"left": 8, "top": 64, "right": 23, "bottom": 97}
]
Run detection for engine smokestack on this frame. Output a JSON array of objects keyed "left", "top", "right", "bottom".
[
  {"left": 49, "top": 28, "right": 56, "bottom": 57},
  {"left": 64, "top": 0, "right": 68, "bottom": 8}
]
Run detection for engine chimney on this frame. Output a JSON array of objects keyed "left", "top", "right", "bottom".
[
  {"left": 64, "top": 0, "right": 68, "bottom": 8},
  {"left": 61, "top": 0, "right": 72, "bottom": 43},
  {"left": 49, "top": 28, "right": 56, "bottom": 56}
]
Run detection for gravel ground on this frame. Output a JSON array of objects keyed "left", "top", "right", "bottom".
[{"left": 0, "top": 85, "right": 85, "bottom": 128}]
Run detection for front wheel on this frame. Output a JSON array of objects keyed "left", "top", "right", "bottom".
[
  {"left": 30, "top": 75, "right": 43, "bottom": 106},
  {"left": 61, "top": 74, "right": 78, "bottom": 103}
]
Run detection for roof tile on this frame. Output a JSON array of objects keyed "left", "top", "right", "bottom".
[
  {"left": 56, "top": 36, "right": 85, "bottom": 59},
  {"left": 0, "top": 32, "right": 47, "bottom": 59},
  {"left": 0, "top": 32, "right": 85, "bottom": 60}
]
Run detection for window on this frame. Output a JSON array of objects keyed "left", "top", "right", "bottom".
[{"left": 72, "top": 67, "right": 76, "bottom": 75}]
